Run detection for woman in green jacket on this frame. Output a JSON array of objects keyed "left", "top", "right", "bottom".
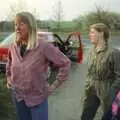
[{"left": 81, "top": 23, "right": 120, "bottom": 120}]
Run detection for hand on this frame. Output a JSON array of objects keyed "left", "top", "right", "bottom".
[
  {"left": 48, "top": 84, "right": 56, "bottom": 93},
  {"left": 7, "top": 83, "right": 12, "bottom": 89}
]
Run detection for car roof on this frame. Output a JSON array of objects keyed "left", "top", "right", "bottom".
[{"left": 0, "top": 31, "right": 55, "bottom": 47}]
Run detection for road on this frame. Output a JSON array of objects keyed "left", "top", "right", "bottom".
[
  {"left": 48, "top": 63, "right": 87, "bottom": 120},
  {"left": 48, "top": 36, "right": 120, "bottom": 120}
]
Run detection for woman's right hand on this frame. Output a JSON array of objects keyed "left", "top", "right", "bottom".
[{"left": 6, "top": 82, "right": 12, "bottom": 89}]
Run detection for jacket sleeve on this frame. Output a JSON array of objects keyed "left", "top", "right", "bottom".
[
  {"left": 105, "top": 49, "right": 120, "bottom": 110},
  {"left": 44, "top": 43, "right": 71, "bottom": 88}
]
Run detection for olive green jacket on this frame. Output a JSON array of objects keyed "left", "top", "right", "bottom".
[{"left": 85, "top": 44, "right": 120, "bottom": 110}]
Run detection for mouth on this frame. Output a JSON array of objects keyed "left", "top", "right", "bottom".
[{"left": 16, "top": 31, "right": 22, "bottom": 35}]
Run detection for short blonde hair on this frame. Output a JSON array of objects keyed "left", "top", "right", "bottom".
[
  {"left": 89, "top": 23, "right": 109, "bottom": 41},
  {"left": 15, "top": 12, "right": 37, "bottom": 49}
]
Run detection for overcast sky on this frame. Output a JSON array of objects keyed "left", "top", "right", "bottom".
[{"left": 0, "top": 0, "right": 120, "bottom": 21}]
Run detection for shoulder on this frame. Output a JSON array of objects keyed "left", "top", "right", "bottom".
[
  {"left": 110, "top": 47, "right": 120, "bottom": 56},
  {"left": 108, "top": 47, "right": 120, "bottom": 63},
  {"left": 113, "top": 47, "right": 120, "bottom": 53}
]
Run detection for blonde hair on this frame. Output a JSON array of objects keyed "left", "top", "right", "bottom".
[
  {"left": 89, "top": 23, "right": 109, "bottom": 42},
  {"left": 89, "top": 23, "right": 110, "bottom": 51},
  {"left": 14, "top": 12, "right": 37, "bottom": 49}
]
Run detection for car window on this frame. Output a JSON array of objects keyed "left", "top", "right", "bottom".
[{"left": 0, "top": 32, "right": 15, "bottom": 47}]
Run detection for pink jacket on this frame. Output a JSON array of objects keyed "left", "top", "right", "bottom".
[{"left": 6, "top": 37, "right": 71, "bottom": 107}]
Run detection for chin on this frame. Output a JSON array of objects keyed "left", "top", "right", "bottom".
[
  {"left": 90, "top": 41, "right": 94, "bottom": 44},
  {"left": 90, "top": 40, "right": 96, "bottom": 44}
]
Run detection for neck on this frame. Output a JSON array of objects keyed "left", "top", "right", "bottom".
[
  {"left": 21, "top": 40, "right": 28, "bottom": 45},
  {"left": 95, "top": 42, "right": 108, "bottom": 53},
  {"left": 93, "top": 41, "right": 99, "bottom": 48},
  {"left": 17, "top": 39, "right": 28, "bottom": 47}
]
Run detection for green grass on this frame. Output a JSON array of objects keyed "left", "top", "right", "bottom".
[{"left": 0, "top": 74, "right": 16, "bottom": 120}]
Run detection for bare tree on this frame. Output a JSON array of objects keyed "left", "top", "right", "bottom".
[
  {"left": 6, "top": 0, "right": 28, "bottom": 20},
  {"left": 6, "top": 0, "right": 40, "bottom": 21},
  {"left": 52, "top": 0, "right": 64, "bottom": 31}
]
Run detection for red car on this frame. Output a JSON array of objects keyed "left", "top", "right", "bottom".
[{"left": 0, "top": 32, "right": 83, "bottom": 72}]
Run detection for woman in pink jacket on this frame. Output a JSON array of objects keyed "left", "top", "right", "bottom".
[{"left": 6, "top": 12, "right": 71, "bottom": 120}]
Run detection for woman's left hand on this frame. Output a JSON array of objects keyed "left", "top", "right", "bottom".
[{"left": 48, "top": 84, "right": 56, "bottom": 93}]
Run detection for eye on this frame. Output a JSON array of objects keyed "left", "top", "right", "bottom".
[{"left": 20, "top": 22, "right": 25, "bottom": 26}]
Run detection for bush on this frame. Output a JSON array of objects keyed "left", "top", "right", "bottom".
[{"left": 0, "top": 74, "right": 16, "bottom": 120}]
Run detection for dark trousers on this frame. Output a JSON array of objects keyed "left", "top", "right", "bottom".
[
  {"left": 81, "top": 94, "right": 100, "bottom": 120},
  {"left": 102, "top": 107, "right": 113, "bottom": 120}
]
